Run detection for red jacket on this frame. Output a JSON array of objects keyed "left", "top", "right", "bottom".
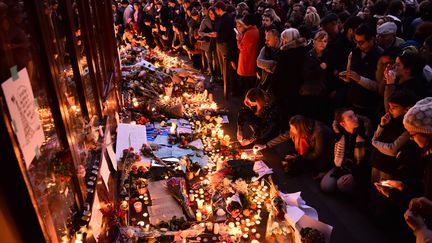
[{"left": 237, "top": 26, "right": 259, "bottom": 77}]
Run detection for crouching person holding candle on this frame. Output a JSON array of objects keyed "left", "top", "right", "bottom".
[
  {"left": 236, "top": 88, "right": 282, "bottom": 147},
  {"left": 254, "top": 114, "right": 333, "bottom": 178},
  {"left": 320, "top": 108, "right": 372, "bottom": 193}
]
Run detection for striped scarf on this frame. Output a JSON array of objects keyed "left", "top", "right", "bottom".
[{"left": 334, "top": 134, "right": 368, "bottom": 167}]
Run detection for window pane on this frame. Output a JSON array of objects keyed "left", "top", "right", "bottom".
[{"left": 0, "top": 1, "right": 79, "bottom": 241}]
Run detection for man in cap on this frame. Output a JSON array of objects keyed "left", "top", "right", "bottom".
[{"left": 377, "top": 21, "right": 405, "bottom": 50}]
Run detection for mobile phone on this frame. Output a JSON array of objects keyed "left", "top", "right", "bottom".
[
  {"left": 234, "top": 28, "right": 239, "bottom": 35},
  {"left": 374, "top": 181, "right": 393, "bottom": 189}
]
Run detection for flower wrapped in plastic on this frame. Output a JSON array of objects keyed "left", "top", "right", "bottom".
[{"left": 166, "top": 177, "right": 195, "bottom": 220}]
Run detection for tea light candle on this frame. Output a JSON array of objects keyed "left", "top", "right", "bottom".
[
  {"left": 251, "top": 240, "right": 259, "bottom": 243},
  {"left": 134, "top": 202, "right": 142, "bottom": 213},
  {"left": 211, "top": 130, "right": 217, "bottom": 137},
  {"left": 229, "top": 222, "right": 235, "bottom": 228},
  {"left": 255, "top": 233, "right": 261, "bottom": 239},
  {"left": 214, "top": 223, "right": 220, "bottom": 234},
  {"left": 256, "top": 220, "right": 261, "bottom": 225},
  {"left": 251, "top": 228, "right": 257, "bottom": 233},
  {"left": 244, "top": 227, "right": 249, "bottom": 232},
  {"left": 196, "top": 211, "right": 202, "bottom": 221},
  {"left": 206, "top": 222, "right": 213, "bottom": 231},
  {"left": 206, "top": 205, "right": 212, "bottom": 213},
  {"left": 170, "top": 123, "right": 176, "bottom": 134},
  {"left": 139, "top": 195, "right": 144, "bottom": 199},
  {"left": 217, "top": 130, "right": 224, "bottom": 140},
  {"left": 143, "top": 213, "right": 148, "bottom": 217},
  {"left": 189, "top": 193, "right": 195, "bottom": 201},
  {"left": 243, "top": 234, "right": 248, "bottom": 239},
  {"left": 76, "top": 231, "right": 83, "bottom": 241},
  {"left": 137, "top": 221, "right": 145, "bottom": 226},
  {"left": 241, "top": 152, "right": 248, "bottom": 160},
  {"left": 197, "top": 200, "right": 204, "bottom": 209}
]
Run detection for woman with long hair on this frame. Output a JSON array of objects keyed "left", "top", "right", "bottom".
[
  {"left": 254, "top": 115, "right": 333, "bottom": 178},
  {"left": 237, "top": 88, "right": 282, "bottom": 146}
]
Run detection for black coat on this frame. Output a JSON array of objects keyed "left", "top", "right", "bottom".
[{"left": 270, "top": 44, "right": 308, "bottom": 115}]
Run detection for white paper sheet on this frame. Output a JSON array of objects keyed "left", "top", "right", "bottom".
[
  {"left": 101, "top": 153, "right": 111, "bottom": 191},
  {"left": 280, "top": 191, "right": 318, "bottom": 220},
  {"left": 153, "top": 135, "right": 169, "bottom": 145},
  {"left": 106, "top": 129, "right": 118, "bottom": 170},
  {"left": 222, "top": 115, "right": 229, "bottom": 124},
  {"left": 171, "top": 147, "right": 194, "bottom": 158},
  {"left": 89, "top": 192, "right": 103, "bottom": 240},
  {"left": 188, "top": 139, "right": 204, "bottom": 150},
  {"left": 252, "top": 160, "right": 273, "bottom": 181},
  {"left": 177, "top": 126, "right": 193, "bottom": 134},
  {"left": 155, "top": 146, "right": 172, "bottom": 158},
  {"left": 115, "top": 123, "right": 147, "bottom": 161},
  {"left": 1, "top": 67, "right": 44, "bottom": 168},
  {"left": 147, "top": 180, "right": 185, "bottom": 225},
  {"left": 285, "top": 206, "right": 305, "bottom": 225},
  {"left": 296, "top": 215, "right": 333, "bottom": 243}
]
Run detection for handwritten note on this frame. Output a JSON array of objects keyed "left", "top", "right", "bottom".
[
  {"left": 1, "top": 68, "right": 44, "bottom": 168},
  {"left": 115, "top": 123, "right": 147, "bottom": 162}
]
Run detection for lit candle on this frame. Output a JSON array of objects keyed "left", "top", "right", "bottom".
[
  {"left": 251, "top": 228, "right": 257, "bottom": 233},
  {"left": 189, "top": 193, "right": 195, "bottom": 201},
  {"left": 197, "top": 199, "right": 204, "bottom": 209},
  {"left": 170, "top": 122, "right": 176, "bottom": 134},
  {"left": 241, "top": 152, "right": 248, "bottom": 160},
  {"left": 206, "top": 222, "right": 213, "bottom": 231},
  {"left": 211, "top": 130, "right": 217, "bottom": 138},
  {"left": 214, "top": 223, "right": 220, "bottom": 234},
  {"left": 223, "top": 135, "right": 230, "bottom": 146},
  {"left": 143, "top": 213, "right": 148, "bottom": 217},
  {"left": 137, "top": 221, "right": 145, "bottom": 226},
  {"left": 134, "top": 202, "right": 142, "bottom": 213},
  {"left": 196, "top": 211, "right": 202, "bottom": 221},
  {"left": 75, "top": 231, "right": 83, "bottom": 241},
  {"left": 217, "top": 130, "right": 224, "bottom": 140}
]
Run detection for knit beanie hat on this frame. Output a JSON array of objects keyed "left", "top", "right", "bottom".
[{"left": 403, "top": 97, "right": 432, "bottom": 134}]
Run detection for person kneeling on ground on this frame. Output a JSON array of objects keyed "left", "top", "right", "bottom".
[
  {"left": 320, "top": 108, "right": 372, "bottom": 193},
  {"left": 254, "top": 115, "right": 333, "bottom": 178},
  {"left": 236, "top": 88, "right": 282, "bottom": 146}
]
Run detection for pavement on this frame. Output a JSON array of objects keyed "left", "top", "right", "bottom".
[{"left": 207, "top": 82, "right": 412, "bottom": 243}]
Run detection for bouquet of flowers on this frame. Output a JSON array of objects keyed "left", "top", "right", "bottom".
[{"left": 166, "top": 177, "right": 195, "bottom": 220}]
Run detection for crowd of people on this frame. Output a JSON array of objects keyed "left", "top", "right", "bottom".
[{"left": 112, "top": 0, "right": 432, "bottom": 241}]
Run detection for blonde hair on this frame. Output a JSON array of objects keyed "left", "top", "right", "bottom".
[
  {"left": 314, "top": 30, "right": 328, "bottom": 40},
  {"left": 304, "top": 12, "right": 320, "bottom": 28},
  {"left": 264, "top": 8, "right": 281, "bottom": 23}
]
